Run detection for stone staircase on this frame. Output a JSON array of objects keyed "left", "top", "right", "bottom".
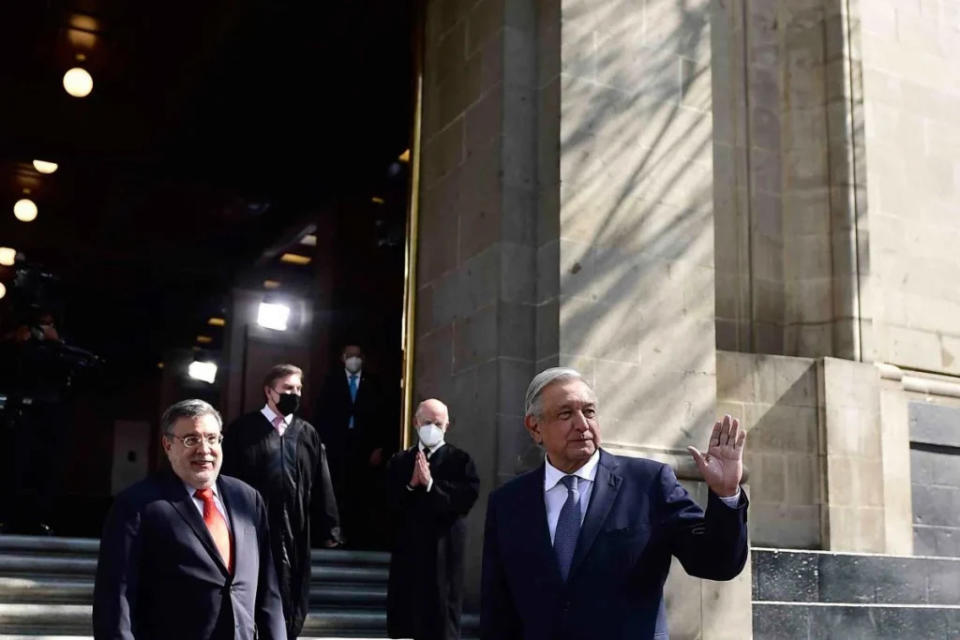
[
  {"left": 0, "top": 535, "right": 478, "bottom": 639},
  {"left": 752, "top": 547, "right": 960, "bottom": 639}
]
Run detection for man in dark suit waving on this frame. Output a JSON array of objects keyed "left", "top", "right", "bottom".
[
  {"left": 481, "top": 367, "right": 748, "bottom": 640},
  {"left": 93, "top": 399, "right": 286, "bottom": 640}
]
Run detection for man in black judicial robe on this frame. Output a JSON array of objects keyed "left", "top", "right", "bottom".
[
  {"left": 222, "top": 364, "right": 341, "bottom": 639},
  {"left": 315, "top": 344, "right": 389, "bottom": 547},
  {"left": 386, "top": 398, "right": 480, "bottom": 640}
]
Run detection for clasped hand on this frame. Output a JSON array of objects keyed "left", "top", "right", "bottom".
[{"left": 408, "top": 450, "right": 432, "bottom": 488}]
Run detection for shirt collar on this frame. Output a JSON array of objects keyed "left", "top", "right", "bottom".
[
  {"left": 184, "top": 481, "right": 219, "bottom": 499},
  {"left": 543, "top": 449, "right": 600, "bottom": 492},
  {"left": 260, "top": 404, "right": 292, "bottom": 425},
  {"left": 345, "top": 369, "right": 362, "bottom": 379},
  {"left": 418, "top": 441, "right": 445, "bottom": 456}
]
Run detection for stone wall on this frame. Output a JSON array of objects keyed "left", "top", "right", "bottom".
[
  {"left": 717, "top": 351, "right": 820, "bottom": 548},
  {"left": 909, "top": 402, "right": 960, "bottom": 557},
  {"left": 859, "top": 0, "right": 960, "bottom": 375},
  {"left": 713, "top": 0, "right": 866, "bottom": 359}
]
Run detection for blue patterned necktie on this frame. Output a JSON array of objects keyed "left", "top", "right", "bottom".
[
  {"left": 348, "top": 374, "right": 358, "bottom": 429},
  {"left": 554, "top": 475, "right": 581, "bottom": 581}
]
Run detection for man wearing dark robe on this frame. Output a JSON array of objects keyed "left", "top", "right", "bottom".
[
  {"left": 222, "top": 363, "right": 340, "bottom": 639},
  {"left": 386, "top": 398, "right": 480, "bottom": 640}
]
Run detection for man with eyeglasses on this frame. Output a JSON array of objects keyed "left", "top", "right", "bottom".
[
  {"left": 222, "top": 363, "right": 340, "bottom": 639},
  {"left": 93, "top": 398, "right": 286, "bottom": 640}
]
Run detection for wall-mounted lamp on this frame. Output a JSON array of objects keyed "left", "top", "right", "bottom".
[
  {"left": 257, "top": 302, "right": 290, "bottom": 331},
  {"left": 188, "top": 360, "right": 218, "bottom": 384}
]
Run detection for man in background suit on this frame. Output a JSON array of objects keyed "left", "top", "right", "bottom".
[
  {"left": 481, "top": 367, "right": 748, "bottom": 640},
  {"left": 93, "top": 399, "right": 285, "bottom": 640},
  {"left": 386, "top": 398, "right": 480, "bottom": 640},
  {"left": 223, "top": 363, "right": 340, "bottom": 639},
  {"left": 316, "top": 343, "right": 388, "bottom": 547}
]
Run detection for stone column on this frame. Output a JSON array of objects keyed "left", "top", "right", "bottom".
[{"left": 415, "top": 0, "right": 540, "bottom": 608}]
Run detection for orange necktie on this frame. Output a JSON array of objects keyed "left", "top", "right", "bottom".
[{"left": 195, "top": 488, "right": 232, "bottom": 573}]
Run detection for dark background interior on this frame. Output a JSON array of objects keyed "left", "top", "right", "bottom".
[{"left": 0, "top": 0, "right": 414, "bottom": 535}]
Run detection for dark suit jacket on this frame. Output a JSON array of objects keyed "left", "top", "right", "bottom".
[
  {"left": 93, "top": 471, "right": 286, "bottom": 640},
  {"left": 315, "top": 370, "right": 386, "bottom": 459},
  {"left": 480, "top": 449, "right": 748, "bottom": 640}
]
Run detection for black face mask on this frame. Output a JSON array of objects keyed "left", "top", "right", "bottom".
[{"left": 274, "top": 392, "right": 300, "bottom": 416}]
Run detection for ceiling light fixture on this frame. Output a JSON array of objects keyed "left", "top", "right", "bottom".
[
  {"left": 63, "top": 67, "right": 93, "bottom": 98},
  {"left": 0, "top": 248, "right": 15, "bottom": 266},
  {"left": 280, "top": 253, "right": 311, "bottom": 265},
  {"left": 300, "top": 234, "right": 317, "bottom": 247},
  {"left": 371, "top": 196, "right": 385, "bottom": 205},
  {"left": 14, "top": 199, "right": 38, "bottom": 222},
  {"left": 196, "top": 335, "right": 213, "bottom": 344},
  {"left": 398, "top": 149, "right": 410, "bottom": 163},
  {"left": 263, "top": 280, "right": 281, "bottom": 290},
  {"left": 207, "top": 317, "right": 226, "bottom": 327},
  {"left": 0, "top": 283, "right": 6, "bottom": 300},
  {"left": 33, "top": 160, "right": 58, "bottom": 174}
]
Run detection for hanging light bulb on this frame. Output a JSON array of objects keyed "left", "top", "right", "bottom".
[
  {"left": 63, "top": 67, "right": 93, "bottom": 98},
  {"left": 13, "top": 199, "right": 38, "bottom": 222},
  {"left": 0, "top": 247, "right": 15, "bottom": 266},
  {"left": 33, "top": 160, "right": 59, "bottom": 174}
]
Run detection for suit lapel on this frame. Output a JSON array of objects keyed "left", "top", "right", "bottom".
[
  {"left": 569, "top": 450, "right": 622, "bottom": 580},
  {"left": 520, "top": 465, "right": 563, "bottom": 587},
  {"left": 164, "top": 473, "right": 231, "bottom": 577},
  {"left": 218, "top": 478, "right": 240, "bottom": 579}
]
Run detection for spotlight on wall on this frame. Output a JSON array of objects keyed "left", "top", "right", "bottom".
[
  {"left": 33, "top": 160, "right": 59, "bottom": 174},
  {"left": 188, "top": 360, "right": 218, "bottom": 384},
  {"left": 0, "top": 247, "right": 15, "bottom": 266},
  {"left": 257, "top": 302, "right": 290, "bottom": 331},
  {"left": 14, "top": 199, "right": 38, "bottom": 222},
  {"left": 63, "top": 67, "right": 94, "bottom": 97}
]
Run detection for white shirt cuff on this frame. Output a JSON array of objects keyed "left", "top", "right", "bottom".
[
  {"left": 718, "top": 488, "right": 741, "bottom": 508},
  {"left": 425, "top": 478, "right": 434, "bottom": 493}
]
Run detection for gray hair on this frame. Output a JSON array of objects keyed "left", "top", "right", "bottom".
[
  {"left": 160, "top": 399, "right": 223, "bottom": 436},
  {"left": 524, "top": 367, "right": 587, "bottom": 418}
]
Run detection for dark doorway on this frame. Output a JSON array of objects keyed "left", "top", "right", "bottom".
[{"left": 0, "top": 0, "right": 414, "bottom": 544}]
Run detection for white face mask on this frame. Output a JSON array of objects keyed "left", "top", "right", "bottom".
[
  {"left": 417, "top": 423, "right": 445, "bottom": 448},
  {"left": 345, "top": 356, "right": 363, "bottom": 373}
]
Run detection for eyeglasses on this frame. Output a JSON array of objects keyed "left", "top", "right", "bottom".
[{"left": 167, "top": 433, "right": 223, "bottom": 448}]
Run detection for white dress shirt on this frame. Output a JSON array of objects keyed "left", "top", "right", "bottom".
[
  {"left": 544, "top": 450, "right": 600, "bottom": 544},
  {"left": 183, "top": 481, "right": 230, "bottom": 530},
  {"left": 543, "top": 451, "right": 742, "bottom": 544}
]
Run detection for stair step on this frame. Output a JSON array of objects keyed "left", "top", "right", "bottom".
[
  {"left": 0, "top": 537, "right": 98, "bottom": 558},
  {"left": 752, "top": 547, "right": 960, "bottom": 606},
  {"left": 0, "top": 554, "right": 388, "bottom": 583},
  {"left": 0, "top": 557, "right": 96, "bottom": 578},
  {"left": 0, "top": 577, "right": 388, "bottom": 607},
  {"left": 753, "top": 601, "right": 960, "bottom": 639},
  {"left": 0, "top": 579, "right": 92, "bottom": 604}
]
